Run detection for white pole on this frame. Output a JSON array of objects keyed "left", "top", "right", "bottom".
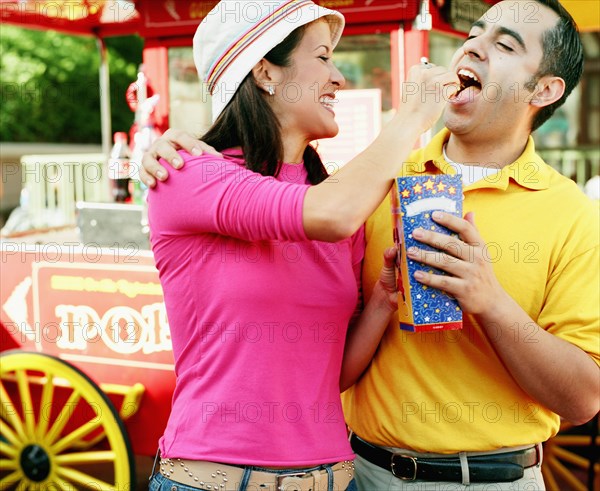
[{"left": 97, "top": 36, "right": 112, "bottom": 157}]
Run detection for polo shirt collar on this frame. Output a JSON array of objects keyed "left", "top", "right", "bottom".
[{"left": 413, "top": 129, "right": 551, "bottom": 191}]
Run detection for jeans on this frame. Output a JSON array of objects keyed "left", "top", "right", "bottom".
[{"left": 149, "top": 466, "right": 358, "bottom": 491}]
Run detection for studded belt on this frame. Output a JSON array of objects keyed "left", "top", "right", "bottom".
[{"left": 159, "top": 458, "right": 355, "bottom": 491}]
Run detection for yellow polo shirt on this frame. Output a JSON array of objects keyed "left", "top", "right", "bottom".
[{"left": 342, "top": 129, "right": 599, "bottom": 453}]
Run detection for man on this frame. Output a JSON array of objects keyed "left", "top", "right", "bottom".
[
  {"left": 141, "top": 1, "right": 599, "bottom": 488},
  {"left": 342, "top": 1, "right": 599, "bottom": 488}
]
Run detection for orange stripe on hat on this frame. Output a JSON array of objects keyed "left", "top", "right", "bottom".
[{"left": 205, "top": 0, "right": 313, "bottom": 94}]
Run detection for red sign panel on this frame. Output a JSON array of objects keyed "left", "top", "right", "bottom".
[
  {"left": 318, "top": 0, "right": 420, "bottom": 23},
  {"left": 140, "top": 0, "right": 420, "bottom": 37}
]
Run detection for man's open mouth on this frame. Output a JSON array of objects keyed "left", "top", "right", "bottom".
[{"left": 456, "top": 68, "right": 482, "bottom": 96}]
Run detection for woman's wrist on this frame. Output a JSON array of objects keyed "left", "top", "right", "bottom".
[
  {"left": 392, "top": 107, "right": 432, "bottom": 136},
  {"left": 369, "top": 281, "right": 398, "bottom": 315}
]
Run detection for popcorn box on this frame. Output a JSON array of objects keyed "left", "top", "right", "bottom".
[{"left": 391, "top": 174, "right": 463, "bottom": 332}]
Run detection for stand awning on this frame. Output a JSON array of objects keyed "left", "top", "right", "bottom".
[
  {"left": 0, "top": 0, "right": 423, "bottom": 38},
  {"left": 0, "top": 0, "right": 142, "bottom": 37}
]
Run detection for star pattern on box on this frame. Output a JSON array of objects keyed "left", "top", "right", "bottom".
[{"left": 396, "top": 174, "right": 463, "bottom": 328}]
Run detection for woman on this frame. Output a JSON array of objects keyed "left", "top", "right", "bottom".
[{"left": 148, "top": 1, "right": 458, "bottom": 490}]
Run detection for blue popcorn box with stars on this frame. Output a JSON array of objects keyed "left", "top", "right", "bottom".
[{"left": 391, "top": 174, "right": 463, "bottom": 332}]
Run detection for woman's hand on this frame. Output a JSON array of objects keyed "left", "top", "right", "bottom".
[
  {"left": 339, "top": 247, "right": 398, "bottom": 391},
  {"left": 140, "top": 129, "right": 221, "bottom": 187},
  {"left": 373, "top": 246, "right": 399, "bottom": 314},
  {"left": 397, "top": 63, "right": 460, "bottom": 133}
]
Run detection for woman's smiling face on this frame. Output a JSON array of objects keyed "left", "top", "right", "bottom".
[{"left": 270, "top": 19, "right": 346, "bottom": 144}]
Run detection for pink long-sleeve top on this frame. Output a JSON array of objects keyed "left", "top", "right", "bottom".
[{"left": 148, "top": 149, "right": 363, "bottom": 466}]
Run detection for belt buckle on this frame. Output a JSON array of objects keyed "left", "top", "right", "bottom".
[
  {"left": 276, "top": 471, "right": 307, "bottom": 491},
  {"left": 391, "top": 454, "right": 417, "bottom": 481}
]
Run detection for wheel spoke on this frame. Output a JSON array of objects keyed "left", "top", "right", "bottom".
[
  {"left": 55, "top": 466, "right": 116, "bottom": 491},
  {"left": 542, "top": 460, "right": 560, "bottom": 491},
  {"left": 0, "top": 379, "right": 28, "bottom": 442},
  {"left": 553, "top": 435, "right": 591, "bottom": 446},
  {"left": 0, "top": 419, "right": 21, "bottom": 449},
  {"left": 15, "top": 369, "right": 36, "bottom": 439},
  {"left": 37, "top": 373, "right": 55, "bottom": 439},
  {"left": 553, "top": 445, "right": 589, "bottom": 469},
  {"left": 54, "top": 450, "right": 116, "bottom": 465},
  {"left": 45, "top": 475, "right": 73, "bottom": 491},
  {"left": 51, "top": 417, "right": 103, "bottom": 454},
  {"left": 0, "top": 469, "right": 25, "bottom": 487},
  {"left": 0, "top": 440, "right": 19, "bottom": 458},
  {"left": 0, "top": 457, "right": 17, "bottom": 469},
  {"left": 548, "top": 454, "right": 587, "bottom": 491},
  {"left": 56, "top": 479, "right": 73, "bottom": 491},
  {"left": 16, "top": 480, "right": 30, "bottom": 491},
  {"left": 45, "top": 389, "right": 81, "bottom": 446}
]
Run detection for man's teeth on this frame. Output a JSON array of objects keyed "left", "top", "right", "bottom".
[{"left": 457, "top": 68, "right": 480, "bottom": 84}]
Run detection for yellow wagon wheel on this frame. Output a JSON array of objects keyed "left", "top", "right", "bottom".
[
  {"left": 0, "top": 351, "right": 135, "bottom": 490},
  {"left": 542, "top": 415, "right": 599, "bottom": 491}
]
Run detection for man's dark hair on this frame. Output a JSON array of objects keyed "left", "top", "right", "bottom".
[
  {"left": 527, "top": 0, "right": 584, "bottom": 131},
  {"left": 201, "top": 24, "right": 329, "bottom": 185}
]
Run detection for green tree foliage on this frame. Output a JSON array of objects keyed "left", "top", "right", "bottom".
[{"left": 0, "top": 26, "right": 142, "bottom": 143}]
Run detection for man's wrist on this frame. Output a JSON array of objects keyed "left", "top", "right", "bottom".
[{"left": 475, "top": 290, "right": 525, "bottom": 337}]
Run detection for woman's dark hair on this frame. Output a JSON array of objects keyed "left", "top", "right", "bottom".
[
  {"left": 201, "top": 24, "right": 329, "bottom": 185},
  {"left": 527, "top": 0, "right": 584, "bottom": 132}
]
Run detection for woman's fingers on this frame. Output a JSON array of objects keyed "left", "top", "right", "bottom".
[{"left": 379, "top": 246, "right": 399, "bottom": 294}]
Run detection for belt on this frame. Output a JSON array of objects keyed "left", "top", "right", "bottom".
[
  {"left": 350, "top": 434, "right": 540, "bottom": 483},
  {"left": 159, "top": 458, "right": 355, "bottom": 491}
]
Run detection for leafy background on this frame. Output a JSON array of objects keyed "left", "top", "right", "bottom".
[{"left": 0, "top": 26, "right": 143, "bottom": 143}]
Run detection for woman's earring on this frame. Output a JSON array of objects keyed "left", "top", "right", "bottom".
[{"left": 268, "top": 85, "right": 275, "bottom": 96}]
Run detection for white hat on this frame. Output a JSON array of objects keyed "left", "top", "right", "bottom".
[{"left": 193, "top": 0, "right": 345, "bottom": 121}]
